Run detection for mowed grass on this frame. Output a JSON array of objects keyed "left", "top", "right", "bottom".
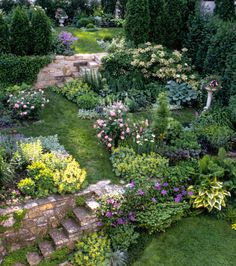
[
  {"left": 56, "top": 27, "right": 123, "bottom": 53},
  {"left": 18, "top": 91, "right": 116, "bottom": 184},
  {"left": 133, "top": 216, "right": 236, "bottom": 266}
]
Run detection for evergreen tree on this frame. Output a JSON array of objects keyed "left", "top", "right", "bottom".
[
  {"left": 215, "top": 0, "right": 235, "bottom": 21},
  {"left": 101, "top": 0, "right": 117, "bottom": 14},
  {"left": 31, "top": 6, "right": 52, "bottom": 55},
  {"left": 125, "top": 0, "right": 150, "bottom": 45},
  {"left": 10, "top": 6, "right": 30, "bottom": 55},
  {"left": 0, "top": 12, "right": 10, "bottom": 54}
]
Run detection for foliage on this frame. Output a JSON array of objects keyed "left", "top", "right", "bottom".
[
  {"left": 17, "top": 140, "right": 43, "bottom": 164},
  {"left": 215, "top": 0, "right": 235, "bottom": 21},
  {"left": 189, "top": 178, "right": 231, "bottom": 212},
  {"left": 125, "top": 0, "right": 150, "bottom": 45},
  {"left": 0, "top": 54, "right": 51, "bottom": 86},
  {"left": 73, "top": 231, "right": 111, "bottom": 266},
  {"left": 31, "top": 6, "right": 52, "bottom": 55},
  {"left": 78, "top": 109, "right": 100, "bottom": 120},
  {"left": 101, "top": 0, "right": 117, "bottom": 14},
  {"left": 136, "top": 202, "right": 189, "bottom": 234},
  {"left": 224, "top": 44, "right": 236, "bottom": 97},
  {"left": 7, "top": 88, "right": 49, "bottom": 120},
  {"left": 38, "top": 247, "right": 70, "bottom": 266},
  {"left": 94, "top": 102, "right": 130, "bottom": 149},
  {"left": 76, "top": 92, "right": 100, "bottom": 110},
  {"left": 109, "top": 250, "right": 128, "bottom": 266},
  {"left": 111, "top": 147, "right": 168, "bottom": 180},
  {"left": 0, "top": 12, "right": 10, "bottom": 54},
  {"left": 75, "top": 195, "right": 86, "bottom": 207},
  {"left": 228, "top": 94, "right": 236, "bottom": 125},
  {"left": 148, "top": 0, "right": 189, "bottom": 49},
  {"left": 10, "top": 6, "right": 30, "bottom": 55},
  {"left": 109, "top": 224, "right": 140, "bottom": 251},
  {"left": 166, "top": 80, "right": 198, "bottom": 107}
]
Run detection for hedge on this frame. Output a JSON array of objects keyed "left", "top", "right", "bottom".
[{"left": 0, "top": 54, "right": 51, "bottom": 86}]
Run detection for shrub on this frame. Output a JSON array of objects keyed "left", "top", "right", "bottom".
[
  {"left": 17, "top": 140, "right": 43, "bottom": 164},
  {"left": 215, "top": 0, "right": 235, "bottom": 21},
  {"left": 166, "top": 80, "right": 198, "bottom": 107},
  {"left": 7, "top": 89, "right": 48, "bottom": 120},
  {"left": 10, "top": 6, "right": 30, "bottom": 55},
  {"left": 31, "top": 6, "right": 52, "bottom": 55},
  {"left": 86, "top": 23, "right": 95, "bottom": 29},
  {"left": 135, "top": 202, "right": 189, "bottom": 234},
  {"left": 73, "top": 232, "right": 111, "bottom": 266},
  {"left": 0, "top": 12, "right": 10, "bottom": 54},
  {"left": 94, "top": 102, "right": 130, "bottom": 149},
  {"left": 109, "top": 224, "right": 139, "bottom": 251},
  {"left": 101, "top": 0, "right": 117, "bottom": 14},
  {"left": 76, "top": 17, "right": 93, "bottom": 28},
  {"left": 76, "top": 92, "right": 100, "bottom": 110},
  {"left": 111, "top": 147, "right": 168, "bottom": 180},
  {"left": 0, "top": 54, "right": 51, "bottom": 85},
  {"left": 125, "top": 0, "right": 150, "bottom": 45}
]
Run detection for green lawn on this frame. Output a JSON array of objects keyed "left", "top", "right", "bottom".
[
  {"left": 18, "top": 91, "right": 116, "bottom": 184},
  {"left": 133, "top": 216, "right": 236, "bottom": 266},
  {"left": 56, "top": 27, "right": 123, "bottom": 53}
]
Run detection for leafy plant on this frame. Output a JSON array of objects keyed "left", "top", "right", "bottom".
[
  {"left": 73, "top": 231, "right": 111, "bottom": 266},
  {"left": 76, "top": 92, "right": 100, "bottom": 110},
  {"left": 109, "top": 250, "right": 128, "bottom": 266},
  {"left": 189, "top": 178, "right": 231, "bottom": 212},
  {"left": 166, "top": 80, "right": 198, "bottom": 107}
]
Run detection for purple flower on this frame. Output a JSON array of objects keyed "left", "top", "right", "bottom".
[
  {"left": 151, "top": 197, "right": 157, "bottom": 203},
  {"left": 181, "top": 190, "right": 187, "bottom": 196},
  {"left": 117, "top": 218, "right": 125, "bottom": 225},
  {"left": 210, "top": 80, "right": 218, "bottom": 88},
  {"left": 129, "top": 180, "right": 136, "bottom": 189},
  {"left": 173, "top": 187, "right": 179, "bottom": 192},
  {"left": 98, "top": 221, "right": 103, "bottom": 227},
  {"left": 188, "top": 191, "right": 193, "bottom": 196},
  {"left": 161, "top": 189, "right": 167, "bottom": 195},
  {"left": 137, "top": 189, "right": 145, "bottom": 196},
  {"left": 175, "top": 196, "right": 182, "bottom": 203},
  {"left": 154, "top": 182, "right": 161, "bottom": 190},
  {"left": 113, "top": 202, "right": 121, "bottom": 208},
  {"left": 163, "top": 182, "right": 169, "bottom": 187},
  {"left": 106, "top": 211, "right": 113, "bottom": 218},
  {"left": 59, "top": 31, "right": 78, "bottom": 49},
  {"left": 128, "top": 212, "right": 136, "bottom": 221},
  {"left": 117, "top": 210, "right": 123, "bottom": 215},
  {"left": 106, "top": 198, "right": 114, "bottom": 204}
]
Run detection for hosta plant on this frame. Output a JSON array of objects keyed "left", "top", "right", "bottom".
[
  {"left": 166, "top": 80, "right": 198, "bottom": 107},
  {"left": 189, "top": 177, "right": 231, "bottom": 212}
]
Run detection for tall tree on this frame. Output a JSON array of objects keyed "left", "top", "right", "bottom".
[
  {"left": 10, "top": 6, "right": 30, "bottom": 55},
  {"left": 215, "top": 0, "right": 235, "bottom": 21},
  {"left": 125, "top": 0, "right": 150, "bottom": 45},
  {"left": 0, "top": 12, "right": 10, "bottom": 53}
]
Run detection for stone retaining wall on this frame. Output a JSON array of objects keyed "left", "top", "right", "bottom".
[
  {"left": 35, "top": 53, "right": 107, "bottom": 89},
  {"left": 0, "top": 180, "right": 123, "bottom": 263}
]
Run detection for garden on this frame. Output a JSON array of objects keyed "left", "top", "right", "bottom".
[{"left": 0, "top": 0, "right": 236, "bottom": 265}]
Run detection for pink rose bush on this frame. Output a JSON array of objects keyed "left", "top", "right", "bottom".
[
  {"left": 7, "top": 89, "right": 49, "bottom": 120},
  {"left": 94, "top": 102, "right": 131, "bottom": 149}
]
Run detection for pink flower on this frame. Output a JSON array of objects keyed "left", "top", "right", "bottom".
[
  {"left": 14, "top": 103, "right": 19, "bottom": 109},
  {"left": 121, "top": 135, "right": 125, "bottom": 140},
  {"left": 105, "top": 135, "right": 109, "bottom": 139},
  {"left": 126, "top": 128, "right": 130, "bottom": 133},
  {"left": 23, "top": 105, "right": 27, "bottom": 109},
  {"left": 120, "top": 124, "right": 124, "bottom": 128},
  {"left": 107, "top": 143, "right": 112, "bottom": 148},
  {"left": 97, "top": 133, "right": 102, "bottom": 138},
  {"left": 108, "top": 138, "right": 112, "bottom": 142},
  {"left": 31, "top": 106, "right": 35, "bottom": 110},
  {"left": 110, "top": 111, "right": 116, "bottom": 117}
]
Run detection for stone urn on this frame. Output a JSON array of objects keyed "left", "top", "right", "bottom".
[{"left": 55, "top": 8, "right": 68, "bottom": 27}]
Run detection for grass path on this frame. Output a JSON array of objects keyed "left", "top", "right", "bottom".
[
  {"left": 19, "top": 92, "right": 116, "bottom": 184},
  {"left": 56, "top": 27, "right": 123, "bottom": 53},
  {"left": 133, "top": 216, "right": 236, "bottom": 266}
]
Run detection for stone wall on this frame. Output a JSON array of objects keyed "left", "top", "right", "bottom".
[
  {"left": 35, "top": 53, "right": 107, "bottom": 89},
  {"left": 0, "top": 180, "right": 123, "bottom": 263}
]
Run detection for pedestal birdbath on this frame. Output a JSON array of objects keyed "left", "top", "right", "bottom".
[{"left": 202, "top": 78, "right": 221, "bottom": 111}]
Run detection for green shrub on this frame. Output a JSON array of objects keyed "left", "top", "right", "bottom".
[
  {"left": 86, "top": 23, "right": 95, "bottom": 29},
  {"left": 31, "top": 6, "right": 52, "bottom": 55},
  {"left": 0, "top": 12, "right": 10, "bottom": 53},
  {"left": 76, "top": 92, "right": 100, "bottom": 110},
  {"left": 228, "top": 94, "right": 236, "bottom": 125},
  {"left": 111, "top": 146, "right": 168, "bottom": 180},
  {"left": 101, "top": 0, "right": 117, "bottom": 14},
  {"left": 73, "top": 231, "right": 111, "bottom": 266},
  {"left": 10, "top": 6, "right": 30, "bottom": 55},
  {"left": 109, "top": 224, "right": 140, "bottom": 251},
  {"left": 0, "top": 54, "right": 51, "bottom": 85},
  {"left": 125, "top": 0, "right": 150, "bottom": 45},
  {"left": 215, "top": 0, "right": 235, "bottom": 21},
  {"left": 76, "top": 17, "right": 93, "bottom": 28},
  {"left": 135, "top": 202, "right": 189, "bottom": 234}
]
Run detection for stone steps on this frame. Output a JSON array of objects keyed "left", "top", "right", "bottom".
[
  {"left": 49, "top": 228, "right": 69, "bottom": 249},
  {"left": 61, "top": 218, "right": 82, "bottom": 238},
  {"left": 38, "top": 240, "right": 55, "bottom": 258}
]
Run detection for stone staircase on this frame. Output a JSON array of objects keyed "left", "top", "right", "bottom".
[
  {"left": 23, "top": 181, "right": 123, "bottom": 266},
  {"left": 35, "top": 53, "right": 107, "bottom": 89}
]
